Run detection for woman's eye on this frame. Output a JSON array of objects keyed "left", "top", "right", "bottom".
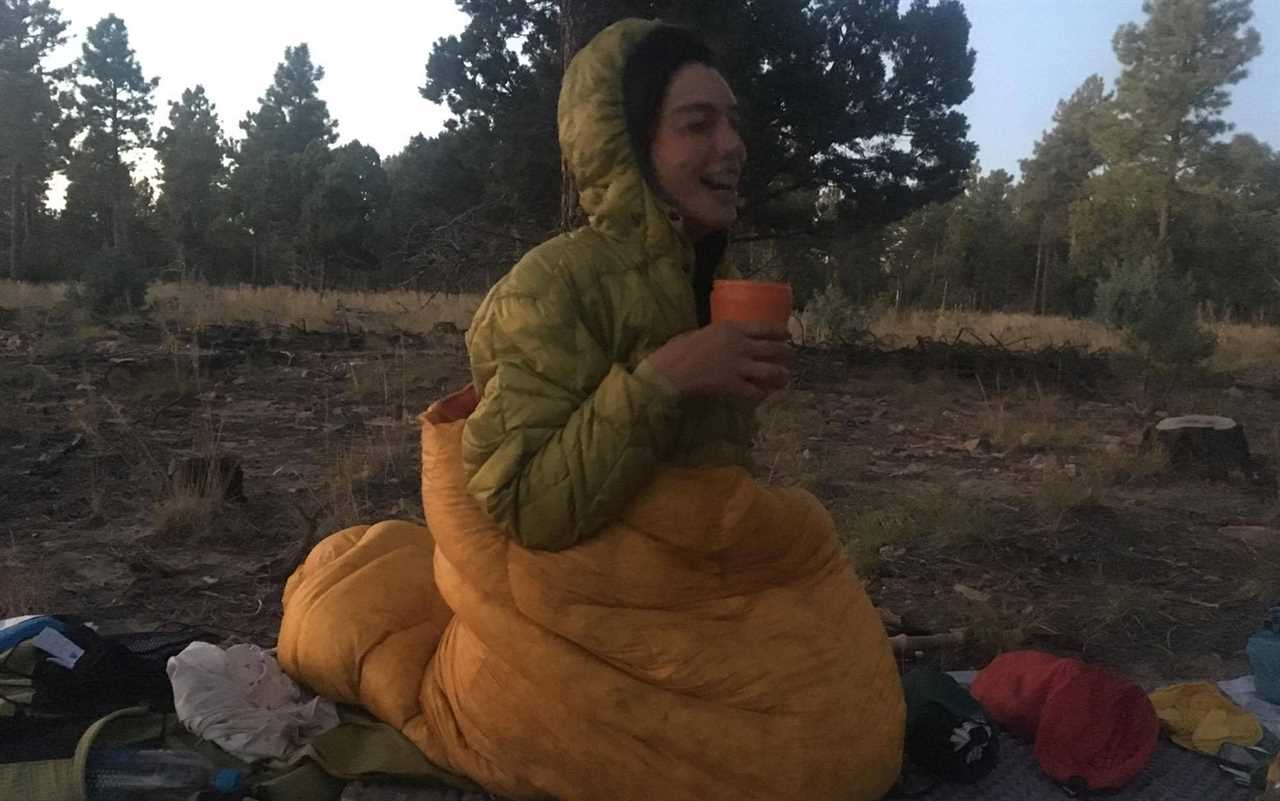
[{"left": 687, "top": 118, "right": 714, "bottom": 134}]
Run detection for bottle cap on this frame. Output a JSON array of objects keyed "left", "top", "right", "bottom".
[
  {"left": 1266, "top": 607, "right": 1280, "bottom": 632},
  {"left": 213, "top": 768, "right": 243, "bottom": 793}
]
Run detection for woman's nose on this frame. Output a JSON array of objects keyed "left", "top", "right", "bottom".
[{"left": 718, "top": 120, "right": 746, "bottom": 162}]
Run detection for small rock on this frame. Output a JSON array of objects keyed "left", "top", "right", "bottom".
[
  {"left": 1219, "top": 525, "right": 1280, "bottom": 547},
  {"left": 963, "top": 436, "right": 990, "bottom": 454},
  {"left": 1064, "top": 463, "right": 1079, "bottom": 478},
  {"left": 1227, "top": 386, "right": 1246, "bottom": 398},
  {"left": 954, "top": 584, "right": 991, "bottom": 603},
  {"left": 232, "top": 377, "right": 247, "bottom": 386},
  {"left": 1020, "top": 432, "right": 1037, "bottom": 448},
  {"left": 878, "top": 545, "right": 906, "bottom": 560},
  {"left": 890, "top": 463, "right": 928, "bottom": 478},
  {"left": 889, "top": 424, "right": 907, "bottom": 435},
  {"left": 1028, "top": 454, "right": 1060, "bottom": 471}
]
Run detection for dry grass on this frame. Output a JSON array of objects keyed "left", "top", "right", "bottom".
[
  {"left": 10, "top": 278, "right": 1280, "bottom": 375},
  {"left": 3, "top": 280, "right": 483, "bottom": 335},
  {"left": 152, "top": 478, "right": 228, "bottom": 535},
  {"left": 1206, "top": 320, "right": 1280, "bottom": 375},
  {"left": 978, "top": 391, "right": 1096, "bottom": 454},
  {"left": 147, "top": 282, "right": 482, "bottom": 335},
  {"left": 867, "top": 309, "right": 1124, "bottom": 351},
  {"left": 834, "top": 488, "right": 993, "bottom": 572},
  {"left": 151, "top": 415, "right": 230, "bottom": 536},
  {"left": 1028, "top": 446, "right": 1168, "bottom": 522},
  {"left": 0, "top": 279, "right": 64, "bottom": 309}
]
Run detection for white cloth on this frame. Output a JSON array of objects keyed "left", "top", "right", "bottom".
[{"left": 167, "top": 641, "right": 340, "bottom": 761}]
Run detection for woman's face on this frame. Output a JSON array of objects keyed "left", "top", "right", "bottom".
[{"left": 649, "top": 63, "right": 746, "bottom": 238}]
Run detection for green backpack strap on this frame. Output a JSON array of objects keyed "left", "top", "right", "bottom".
[
  {"left": 0, "top": 705, "right": 167, "bottom": 801},
  {"left": 250, "top": 707, "right": 481, "bottom": 801}
]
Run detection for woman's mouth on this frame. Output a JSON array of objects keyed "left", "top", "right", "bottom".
[{"left": 700, "top": 176, "right": 739, "bottom": 204}]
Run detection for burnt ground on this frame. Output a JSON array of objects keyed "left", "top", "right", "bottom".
[{"left": 3, "top": 307, "right": 1280, "bottom": 686}]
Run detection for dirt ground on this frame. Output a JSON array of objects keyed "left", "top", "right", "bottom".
[{"left": 3, "top": 306, "right": 1279, "bottom": 686}]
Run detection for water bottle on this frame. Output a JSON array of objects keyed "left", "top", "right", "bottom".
[
  {"left": 85, "top": 748, "right": 243, "bottom": 800},
  {"left": 1247, "top": 607, "right": 1280, "bottom": 705}
]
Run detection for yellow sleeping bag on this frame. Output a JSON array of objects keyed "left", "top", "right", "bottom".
[{"left": 278, "top": 392, "right": 904, "bottom": 801}]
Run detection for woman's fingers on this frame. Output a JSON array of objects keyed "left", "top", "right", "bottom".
[
  {"left": 738, "top": 359, "right": 790, "bottom": 391},
  {"left": 746, "top": 338, "right": 792, "bottom": 363},
  {"left": 736, "top": 320, "right": 791, "bottom": 341}
]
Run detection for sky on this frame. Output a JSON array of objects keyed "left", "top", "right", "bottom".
[{"left": 43, "top": 0, "right": 1280, "bottom": 206}]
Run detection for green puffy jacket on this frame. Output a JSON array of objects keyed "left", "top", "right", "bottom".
[{"left": 462, "top": 19, "right": 755, "bottom": 550}]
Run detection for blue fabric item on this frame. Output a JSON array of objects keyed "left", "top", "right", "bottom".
[
  {"left": 213, "top": 768, "right": 244, "bottom": 792},
  {"left": 0, "top": 616, "right": 73, "bottom": 654}
]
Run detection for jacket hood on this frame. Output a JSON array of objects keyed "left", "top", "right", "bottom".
[{"left": 557, "top": 18, "right": 690, "bottom": 257}]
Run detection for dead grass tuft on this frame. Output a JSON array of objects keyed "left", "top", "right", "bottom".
[
  {"left": 148, "top": 282, "right": 482, "bottom": 335},
  {"left": 152, "top": 482, "right": 226, "bottom": 535},
  {"left": 836, "top": 488, "right": 993, "bottom": 572},
  {"left": 978, "top": 389, "right": 1095, "bottom": 454},
  {"left": 1032, "top": 475, "right": 1100, "bottom": 520},
  {"left": 151, "top": 419, "right": 230, "bottom": 536},
  {"left": 868, "top": 309, "right": 1123, "bottom": 351}
]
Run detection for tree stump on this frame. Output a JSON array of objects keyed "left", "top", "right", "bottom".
[{"left": 1150, "top": 415, "right": 1252, "bottom": 480}]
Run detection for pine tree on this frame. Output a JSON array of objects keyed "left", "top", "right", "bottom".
[
  {"left": 0, "top": 0, "right": 70, "bottom": 279},
  {"left": 1097, "top": 0, "right": 1261, "bottom": 271},
  {"left": 62, "top": 13, "right": 158, "bottom": 256},
  {"left": 155, "top": 85, "right": 228, "bottom": 281},
  {"left": 1017, "top": 75, "right": 1109, "bottom": 313},
  {"left": 229, "top": 43, "right": 338, "bottom": 284}
]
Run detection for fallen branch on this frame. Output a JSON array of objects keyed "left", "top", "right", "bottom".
[{"left": 889, "top": 629, "right": 968, "bottom": 656}]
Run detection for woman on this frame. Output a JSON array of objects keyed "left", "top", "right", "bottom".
[
  {"left": 463, "top": 23, "right": 792, "bottom": 550},
  {"left": 279, "top": 19, "right": 904, "bottom": 801}
]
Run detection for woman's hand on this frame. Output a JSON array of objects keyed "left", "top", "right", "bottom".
[{"left": 644, "top": 321, "right": 792, "bottom": 402}]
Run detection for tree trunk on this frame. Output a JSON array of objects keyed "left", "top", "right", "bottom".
[
  {"left": 1149, "top": 415, "right": 1252, "bottom": 481},
  {"left": 8, "top": 165, "right": 18, "bottom": 280},
  {"left": 1157, "top": 129, "right": 1182, "bottom": 273},
  {"left": 1032, "top": 221, "right": 1045, "bottom": 315},
  {"left": 1156, "top": 190, "right": 1171, "bottom": 271},
  {"left": 558, "top": 0, "right": 644, "bottom": 232},
  {"left": 1042, "top": 248, "right": 1055, "bottom": 316}
]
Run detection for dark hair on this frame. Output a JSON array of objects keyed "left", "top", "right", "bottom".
[
  {"left": 621, "top": 24, "right": 727, "bottom": 325},
  {"left": 621, "top": 24, "right": 720, "bottom": 183}
]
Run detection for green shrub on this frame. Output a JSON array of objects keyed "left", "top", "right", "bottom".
[
  {"left": 804, "top": 281, "right": 871, "bottom": 345},
  {"left": 1094, "top": 259, "right": 1215, "bottom": 369},
  {"left": 66, "top": 248, "right": 150, "bottom": 314}
]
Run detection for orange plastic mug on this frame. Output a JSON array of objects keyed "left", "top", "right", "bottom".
[{"left": 710, "top": 279, "right": 793, "bottom": 325}]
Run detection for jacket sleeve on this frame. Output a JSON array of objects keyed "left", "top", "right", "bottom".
[{"left": 461, "top": 269, "right": 685, "bottom": 551}]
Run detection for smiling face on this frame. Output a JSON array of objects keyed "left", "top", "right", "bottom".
[{"left": 649, "top": 63, "right": 746, "bottom": 239}]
